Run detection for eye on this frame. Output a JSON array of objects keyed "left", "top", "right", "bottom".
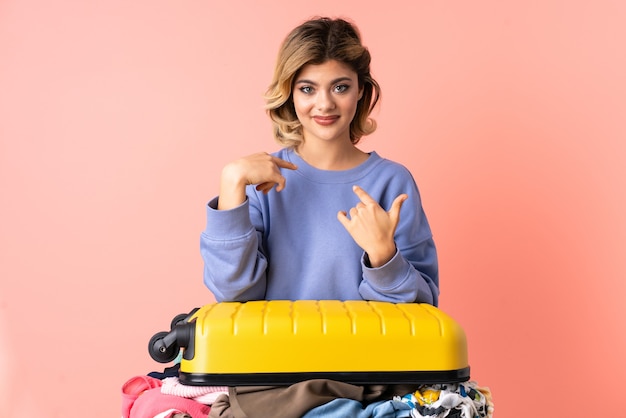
[
  {"left": 334, "top": 84, "right": 350, "bottom": 93},
  {"left": 299, "top": 86, "right": 314, "bottom": 94}
]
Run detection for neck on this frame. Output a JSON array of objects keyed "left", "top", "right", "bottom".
[{"left": 295, "top": 140, "right": 368, "bottom": 170}]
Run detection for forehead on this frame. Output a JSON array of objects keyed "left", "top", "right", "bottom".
[{"left": 296, "top": 60, "right": 357, "bottom": 82}]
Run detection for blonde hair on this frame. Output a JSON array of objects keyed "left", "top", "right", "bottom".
[{"left": 265, "top": 17, "right": 381, "bottom": 147}]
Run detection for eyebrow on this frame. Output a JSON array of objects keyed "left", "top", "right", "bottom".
[{"left": 294, "top": 76, "right": 354, "bottom": 86}]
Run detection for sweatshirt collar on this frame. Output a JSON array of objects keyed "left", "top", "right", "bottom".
[{"left": 284, "top": 148, "right": 382, "bottom": 184}]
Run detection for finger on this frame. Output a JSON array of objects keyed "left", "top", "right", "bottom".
[
  {"left": 274, "top": 176, "right": 287, "bottom": 192},
  {"left": 256, "top": 182, "right": 275, "bottom": 194},
  {"left": 352, "top": 185, "right": 377, "bottom": 205},
  {"left": 388, "top": 194, "right": 408, "bottom": 224},
  {"left": 337, "top": 211, "right": 350, "bottom": 228},
  {"left": 272, "top": 156, "right": 298, "bottom": 171},
  {"left": 255, "top": 169, "right": 287, "bottom": 192},
  {"left": 255, "top": 183, "right": 269, "bottom": 194}
]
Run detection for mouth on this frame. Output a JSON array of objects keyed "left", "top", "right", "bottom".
[{"left": 313, "top": 115, "right": 339, "bottom": 126}]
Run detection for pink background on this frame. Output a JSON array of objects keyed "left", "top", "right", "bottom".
[{"left": 1, "top": 1, "right": 625, "bottom": 416}]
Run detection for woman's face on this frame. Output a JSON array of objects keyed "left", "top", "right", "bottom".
[{"left": 292, "top": 60, "right": 363, "bottom": 145}]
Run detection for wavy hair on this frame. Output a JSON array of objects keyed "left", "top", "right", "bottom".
[{"left": 264, "top": 17, "right": 381, "bottom": 147}]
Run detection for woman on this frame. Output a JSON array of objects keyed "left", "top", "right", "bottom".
[{"left": 201, "top": 17, "right": 439, "bottom": 305}]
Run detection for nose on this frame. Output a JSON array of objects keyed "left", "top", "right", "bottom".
[{"left": 315, "top": 90, "right": 336, "bottom": 111}]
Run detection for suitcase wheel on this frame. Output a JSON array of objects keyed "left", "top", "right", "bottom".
[{"left": 148, "top": 331, "right": 180, "bottom": 363}]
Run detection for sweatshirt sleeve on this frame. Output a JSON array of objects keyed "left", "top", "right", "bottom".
[
  {"left": 200, "top": 196, "right": 268, "bottom": 302},
  {"left": 358, "top": 237, "right": 439, "bottom": 305}
]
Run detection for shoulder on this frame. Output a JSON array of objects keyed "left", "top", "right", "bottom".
[
  {"left": 272, "top": 148, "right": 294, "bottom": 161},
  {"left": 361, "top": 153, "right": 424, "bottom": 205},
  {"left": 369, "top": 152, "right": 415, "bottom": 181}
]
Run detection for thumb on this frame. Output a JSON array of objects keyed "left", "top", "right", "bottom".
[{"left": 388, "top": 194, "right": 408, "bottom": 226}]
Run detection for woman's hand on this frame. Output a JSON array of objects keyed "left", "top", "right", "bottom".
[
  {"left": 337, "top": 185, "right": 407, "bottom": 267},
  {"left": 218, "top": 152, "right": 297, "bottom": 210}
]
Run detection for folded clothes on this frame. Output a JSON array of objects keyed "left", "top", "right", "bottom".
[
  {"left": 302, "top": 398, "right": 413, "bottom": 417},
  {"left": 397, "top": 381, "right": 494, "bottom": 418},
  {"left": 121, "top": 375, "right": 163, "bottom": 418},
  {"left": 121, "top": 375, "right": 212, "bottom": 418},
  {"left": 123, "top": 374, "right": 493, "bottom": 418},
  {"left": 208, "top": 380, "right": 425, "bottom": 418},
  {"left": 131, "top": 388, "right": 211, "bottom": 418},
  {"left": 161, "top": 376, "right": 229, "bottom": 405},
  {"left": 300, "top": 381, "right": 493, "bottom": 418}
]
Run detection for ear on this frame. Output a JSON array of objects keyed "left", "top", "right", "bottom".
[{"left": 358, "top": 86, "right": 364, "bottom": 100}]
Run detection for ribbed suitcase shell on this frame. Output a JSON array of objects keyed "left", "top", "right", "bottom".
[{"left": 178, "top": 300, "right": 470, "bottom": 386}]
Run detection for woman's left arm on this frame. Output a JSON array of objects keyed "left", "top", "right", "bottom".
[{"left": 338, "top": 179, "right": 439, "bottom": 305}]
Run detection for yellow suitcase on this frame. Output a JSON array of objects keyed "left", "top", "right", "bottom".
[{"left": 148, "top": 300, "right": 470, "bottom": 386}]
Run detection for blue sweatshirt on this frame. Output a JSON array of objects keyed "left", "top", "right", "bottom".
[{"left": 201, "top": 148, "right": 439, "bottom": 305}]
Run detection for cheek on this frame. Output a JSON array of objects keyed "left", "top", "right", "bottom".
[
  {"left": 345, "top": 96, "right": 360, "bottom": 116},
  {"left": 293, "top": 97, "right": 311, "bottom": 118}
]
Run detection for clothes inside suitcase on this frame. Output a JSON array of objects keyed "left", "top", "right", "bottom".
[{"left": 149, "top": 300, "right": 470, "bottom": 387}]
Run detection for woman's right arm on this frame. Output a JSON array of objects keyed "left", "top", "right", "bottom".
[{"left": 201, "top": 152, "right": 297, "bottom": 301}]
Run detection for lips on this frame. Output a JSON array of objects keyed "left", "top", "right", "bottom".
[{"left": 313, "top": 115, "right": 339, "bottom": 126}]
